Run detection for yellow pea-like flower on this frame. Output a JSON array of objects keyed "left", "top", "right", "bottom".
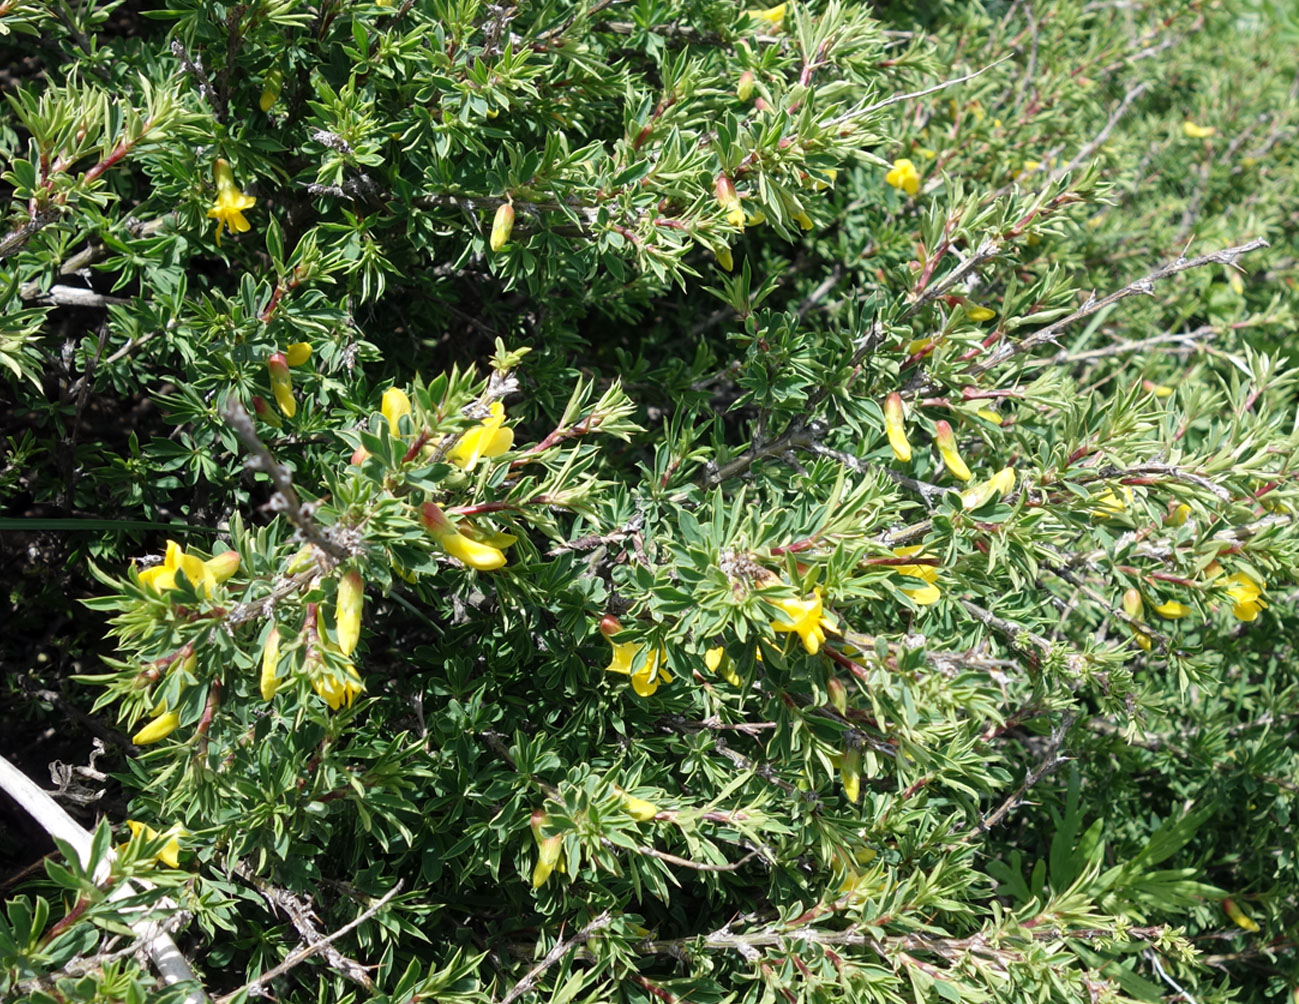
[
  {"left": 382, "top": 387, "right": 412, "bottom": 436},
  {"left": 335, "top": 570, "right": 364, "bottom": 657},
  {"left": 1223, "top": 897, "right": 1260, "bottom": 932},
  {"left": 267, "top": 352, "right": 296, "bottom": 418},
  {"left": 933, "top": 420, "right": 971, "bottom": 481},
  {"left": 883, "top": 392, "right": 911, "bottom": 463},
  {"left": 284, "top": 342, "right": 312, "bottom": 367},
  {"left": 132, "top": 710, "right": 180, "bottom": 746},
  {"left": 260, "top": 628, "right": 281, "bottom": 700}
]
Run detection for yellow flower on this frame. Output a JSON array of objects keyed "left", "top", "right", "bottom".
[
  {"left": 884, "top": 158, "right": 920, "bottom": 196},
  {"left": 1152, "top": 600, "right": 1190, "bottom": 619},
  {"left": 975, "top": 407, "right": 1002, "bottom": 425},
  {"left": 1122, "top": 588, "right": 1151, "bottom": 651},
  {"left": 964, "top": 304, "right": 996, "bottom": 322},
  {"left": 138, "top": 540, "right": 237, "bottom": 596},
  {"left": 284, "top": 342, "right": 312, "bottom": 367},
  {"left": 335, "top": 570, "right": 364, "bottom": 657},
  {"left": 490, "top": 202, "right": 515, "bottom": 252},
  {"left": 933, "top": 420, "right": 971, "bottom": 481},
  {"left": 310, "top": 662, "right": 365, "bottom": 710},
  {"left": 420, "top": 502, "right": 508, "bottom": 571},
  {"left": 1166, "top": 503, "right": 1192, "bottom": 526},
  {"left": 260, "top": 627, "right": 282, "bottom": 700},
  {"left": 705, "top": 646, "right": 742, "bottom": 686},
  {"left": 206, "top": 159, "right": 256, "bottom": 246},
  {"left": 883, "top": 392, "right": 911, "bottom": 463},
  {"left": 267, "top": 352, "right": 296, "bottom": 418},
  {"left": 892, "top": 547, "right": 941, "bottom": 605},
  {"left": 1224, "top": 572, "right": 1266, "bottom": 622},
  {"left": 382, "top": 387, "right": 412, "bottom": 436},
  {"left": 714, "top": 174, "right": 746, "bottom": 229},
  {"left": 750, "top": 3, "right": 785, "bottom": 30},
  {"left": 960, "top": 467, "right": 1016, "bottom": 510},
  {"left": 1090, "top": 484, "right": 1134, "bottom": 518},
  {"left": 1183, "top": 120, "right": 1216, "bottom": 139},
  {"left": 447, "top": 402, "right": 514, "bottom": 470},
  {"left": 259, "top": 69, "right": 283, "bottom": 113},
  {"left": 531, "top": 810, "right": 565, "bottom": 888},
  {"left": 1223, "top": 897, "right": 1260, "bottom": 933},
  {"left": 601, "top": 617, "right": 672, "bottom": 696},
  {"left": 769, "top": 587, "right": 831, "bottom": 655},
  {"left": 840, "top": 747, "right": 862, "bottom": 804},
  {"left": 125, "top": 820, "right": 184, "bottom": 868},
  {"left": 132, "top": 710, "right": 180, "bottom": 745}
]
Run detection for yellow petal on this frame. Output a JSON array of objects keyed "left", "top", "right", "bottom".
[
  {"left": 260, "top": 628, "right": 281, "bottom": 700},
  {"left": 441, "top": 531, "right": 507, "bottom": 571},
  {"left": 132, "top": 711, "right": 180, "bottom": 745},
  {"left": 284, "top": 342, "right": 312, "bottom": 367}
]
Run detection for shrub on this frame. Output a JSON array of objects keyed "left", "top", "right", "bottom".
[{"left": 2, "top": 1, "right": 1297, "bottom": 1003}]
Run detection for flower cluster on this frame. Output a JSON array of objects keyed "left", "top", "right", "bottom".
[{"left": 601, "top": 616, "right": 672, "bottom": 696}]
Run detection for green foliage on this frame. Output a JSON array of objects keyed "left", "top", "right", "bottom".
[{"left": 2, "top": 1, "right": 1298, "bottom": 1003}]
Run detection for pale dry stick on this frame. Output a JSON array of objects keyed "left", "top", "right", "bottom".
[
  {"left": 838, "top": 56, "right": 1012, "bottom": 123},
  {"left": 967, "top": 237, "right": 1269, "bottom": 376},
  {"left": 213, "top": 882, "right": 401, "bottom": 1004},
  {"left": 222, "top": 400, "right": 352, "bottom": 562},
  {"left": 1022, "top": 324, "right": 1219, "bottom": 368},
  {"left": 235, "top": 864, "right": 375, "bottom": 991},
  {"left": 971, "top": 712, "right": 1076, "bottom": 835},
  {"left": 0, "top": 754, "right": 208, "bottom": 1004},
  {"left": 498, "top": 912, "right": 613, "bottom": 1004}
]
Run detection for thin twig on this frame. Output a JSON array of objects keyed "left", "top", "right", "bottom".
[
  {"left": 966, "top": 237, "right": 1269, "bottom": 376},
  {"left": 498, "top": 912, "right": 613, "bottom": 1004},
  {"left": 222, "top": 400, "right": 353, "bottom": 561},
  {"left": 972, "top": 712, "right": 1076, "bottom": 834},
  {"left": 214, "top": 882, "right": 402, "bottom": 1004}
]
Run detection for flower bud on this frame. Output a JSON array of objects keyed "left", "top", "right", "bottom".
[
  {"left": 531, "top": 810, "right": 563, "bottom": 888},
  {"left": 616, "top": 787, "right": 660, "bottom": 822},
  {"left": 705, "top": 645, "right": 742, "bottom": 686},
  {"left": 350, "top": 445, "right": 370, "bottom": 465},
  {"left": 251, "top": 395, "right": 281, "bottom": 428},
  {"left": 840, "top": 745, "right": 862, "bottom": 804},
  {"left": 267, "top": 352, "right": 296, "bottom": 418},
  {"left": 336, "top": 570, "right": 363, "bottom": 657},
  {"left": 259, "top": 68, "right": 283, "bottom": 112},
  {"left": 714, "top": 174, "right": 745, "bottom": 228},
  {"left": 1152, "top": 600, "right": 1190, "bottom": 619},
  {"left": 715, "top": 246, "right": 734, "bottom": 272},
  {"left": 883, "top": 392, "right": 911, "bottom": 462},
  {"left": 204, "top": 550, "right": 240, "bottom": 584},
  {"left": 827, "top": 677, "right": 848, "bottom": 715},
  {"left": 419, "top": 501, "right": 454, "bottom": 537},
  {"left": 1122, "top": 588, "right": 1151, "bottom": 651},
  {"left": 133, "top": 710, "right": 180, "bottom": 746},
  {"left": 933, "top": 420, "right": 971, "bottom": 481},
  {"left": 599, "top": 614, "right": 623, "bottom": 638},
  {"left": 490, "top": 202, "right": 515, "bottom": 252},
  {"left": 260, "top": 627, "right": 281, "bottom": 700},
  {"left": 964, "top": 304, "right": 996, "bottom": 322},
  {"left": 1223, "top": 897, "right": 1260, "bottom": 932},
  {"left": 382, "top": 387, "right": 412, "bottom": 436},
  {"left": 737, "top": 70, "right": 755, "bottom": 102}
]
